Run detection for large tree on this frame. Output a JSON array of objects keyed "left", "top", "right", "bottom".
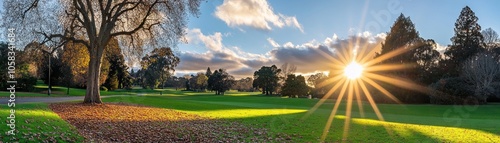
[
  {"left": 62, "top": 41, "right": 90, "bottom": 88},
  {"left": 232, "top": 77, "right": 254, "bottom": 92},
  {"left": 308, "top": 72, "right": 328, "bottom": 97},
  {"left": 374, "top": 14, "right": 440, "bottom": 103},
  {"left": 307, "top": 72, "right": 327, "bottom": 88},
  {"left": 196, "top": 73, "right": 208, "bottom": 91},
  {"left": 482, "top": 28, "right": 499, "bottom": 49},
  {"left": 444, "top": 6, "right": 485, "bottom": 77},
  {"left": 205, "top": 67, "right": 212, "bottom": 77},
  {"left": 462, "top": 52, "right": 500, "bottom": 103},
  {"left": 140, "top": 47, "right": 180, "bottom": 89},
  {"left": 208, "top": 69, "right": 235, "bottom": 95},
  {"left": 4, "top": 0, "right": 201, "bottom": 103},
  {"left": 253, "top": 65, "right": 281, "bottom": 95},
  {"left": 413, "top": 39, "right": 441, "bottom": 84},
  {"left": 278, "top": 63, "right": 296, "bottom": 93},
  {"left": 281, "top": 74, "right": 309, "bottom": 98},
  {"left": 376, "top": 14, "right": 420, "bottom": 65},
  {"left": 103, "top": 38, "right": 131, "bottom": 90}
]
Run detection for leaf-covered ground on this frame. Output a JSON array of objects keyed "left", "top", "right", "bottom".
[{"left": 49, "top": 103, "right": 292, "bottom": 142}]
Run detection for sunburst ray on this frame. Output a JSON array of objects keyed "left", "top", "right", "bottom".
[
  {"left": 321, "top": 79, "right": 350, "bottom": 141},
  {"left": 309, "top": 34, "right": 426, "bottom": 142}
]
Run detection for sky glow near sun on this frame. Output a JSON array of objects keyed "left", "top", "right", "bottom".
[
  {"left": 344, "top": 62, "right": 363, "bottom": 80},
  {"left": 174, "top": 0, "right": 500, "bottom": 78},
  {"left": 297, "top": 36, "right": 435, "bottom": 141}
]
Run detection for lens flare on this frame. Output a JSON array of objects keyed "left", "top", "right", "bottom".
[
  {"left": 305, "top": 39, "right": 430, "bottom": 142},
  {"left": 344, "top": 62, "right": 363, "bottom": 79}
]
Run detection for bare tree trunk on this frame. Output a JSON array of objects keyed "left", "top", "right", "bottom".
[{"left": 84, "top": 45, "right": 104, "bottom": 104}]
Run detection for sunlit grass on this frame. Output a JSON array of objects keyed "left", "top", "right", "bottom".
[
  {"left": 2, "top": 93, "right": 499, "bottom": 142},
  {"left": 103, "top": 95, "right": 500, "bottom": 142},
  {"left": 196, "top": 109, "right": 307, "bottom": 119},
  {"left": 351, "top": 117, "right": 500, "bottom": 142},
  {"left": 306, "top": 36, "right": 436, "bottom": 141},
  {"left": 0, "top": 103, "right": 84, "bottom": 142}
]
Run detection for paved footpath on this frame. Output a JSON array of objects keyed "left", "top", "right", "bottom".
[{"left": 0, "top": 95, "right": 122, "bottom": 104}]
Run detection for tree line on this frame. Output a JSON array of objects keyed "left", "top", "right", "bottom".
[
  {"left": 2, "top": 5, "right": 499, "bottom": 105},
  {"left": 379, "top": 6, "right": 500, "bottom": 104},
  {"left": 237, "top": 6, "right": 500, "bottom": 104}
]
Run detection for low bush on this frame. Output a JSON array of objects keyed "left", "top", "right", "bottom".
[
  {"left": 429, "top": 77, "right": 477, "bottom": 104},
  {"left": 18, "top": 75, "right": 38, "bottom": 92}
]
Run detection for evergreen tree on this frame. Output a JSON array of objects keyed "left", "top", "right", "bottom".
[
  {"left": 205, "top": 67, "right": 212, "bottom": 77},
  {"left": 376, "top": 14, "right": 420, "bottom": 65},
  {"left": 374, "top": 13, "right": 440, "bottom": 103},
  {"left": 444, "top": 6, "right": 485, "bottom": 77},
  {"left": 204, "top": 67, "right": 212, "bottom": 91}
]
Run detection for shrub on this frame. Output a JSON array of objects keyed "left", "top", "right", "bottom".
[
  {"left": 18, "top": 75, "right": 37, "bottom": 92},
  {"left": 429, "top": 77, "right": 476, "bottom": 104}
]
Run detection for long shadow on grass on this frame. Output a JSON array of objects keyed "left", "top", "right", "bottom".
[
  {"left": 228, "top": 111, "right": 447, "bottom": 142},
  {"left": 102, "top": 95, "right": 500, "bottom": 140}
]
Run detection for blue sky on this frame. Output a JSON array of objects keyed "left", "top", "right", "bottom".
[
  {"left": 174, "top": 0, "right": 500, "bottom": 78},
  {"left": 1, "top": 0, "right": 499, "bottom": 78}
]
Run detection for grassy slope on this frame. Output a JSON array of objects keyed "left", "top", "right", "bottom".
[
  {"left": 0, "top": 103, "right": 84, "bottom": 142},
  {"left": 102, "top": 90, "right": 500, "bottom": 142}
]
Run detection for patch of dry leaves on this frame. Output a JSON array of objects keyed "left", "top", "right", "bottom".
[{"left": 49, "top": 103, "right": 292, "bottom": 142}]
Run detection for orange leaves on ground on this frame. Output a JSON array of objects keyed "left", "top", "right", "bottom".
[{"left": 49, "top": 103, "right": 289, "bottom": 142}]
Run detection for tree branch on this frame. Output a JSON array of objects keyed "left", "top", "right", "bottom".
[{"left": 22, "top": 0, "right": 39, "bottom": 19}]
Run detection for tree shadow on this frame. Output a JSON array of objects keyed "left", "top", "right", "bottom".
[{"left": 101, "top": 95, "right": 500, "bottom": 140}]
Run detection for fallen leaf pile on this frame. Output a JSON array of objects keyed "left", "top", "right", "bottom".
[{"left": 49, "top": 103, "right": 293, "bottom": 142}]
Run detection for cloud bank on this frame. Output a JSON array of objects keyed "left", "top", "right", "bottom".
[
  {"left": 215, "top": 0, "right": 303, "bottom": 32},
  {"left": 176, "top": 28, "right": 386, "bottom": 79}
]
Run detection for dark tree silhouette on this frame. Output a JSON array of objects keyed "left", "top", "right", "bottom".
[
  {"left": 374, "top": 14, "right": 440, "bottom": 103},
  {"left": 208, "top": 69, "right": 235, "bottom": 95},
  {"left": 444, "top": 6, "right": 485, "bottom": 77},
  {"left": 253, "top": 65, "right": 281, "bottom": 95},
  {"left": 482, "top": 28, "right": 499, "bottom": 49},
  {"left": 282, "top": 74, "right": 309, "bottom": 98}
]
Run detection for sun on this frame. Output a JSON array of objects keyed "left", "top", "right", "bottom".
[
  {"left": 344, "top": 61, "right": 363, "bottom": 79},
  {"left": 301, "top": 38, "right": 432, "bottom": 142}
]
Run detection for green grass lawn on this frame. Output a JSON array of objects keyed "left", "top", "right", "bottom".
[
  {"left": 101, "top": 90, "right": 500, "bottom": 142},
  {"left": 2, "top": 88, "right": 499, "bottom": 142},
  {"left": 0, "top": 103, "right": 84, "bottom": 142},
  {"left": 1, "top": 80, "right": 165, "bottom": 97}
]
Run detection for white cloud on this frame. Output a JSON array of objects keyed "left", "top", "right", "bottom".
[
  {"left": 178, "top": 29, "right": 392, "bottom": 78},
  {"left": 375, "top": 33, "right": 387, "bottom": 39},
  {"left": 283, "top": 42, "right": 295, "bottom": 48},
  {"left": 185, "top": 28, "right": 223, "bottom": 51},
  {"left": 267, "top": 33, "right": 385, "bottom": 74},
  {"left": 324, "top": 34, "right": 338, "bottom": 45},
  {"left": 267, "top": 38, "right": 280, "bottom": 48},
  {"left": 279, "top": 14, "right": 304, "bottom": 33},
  {"left": 214, "top": 0, "right": 303, "bottom": 32}
]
